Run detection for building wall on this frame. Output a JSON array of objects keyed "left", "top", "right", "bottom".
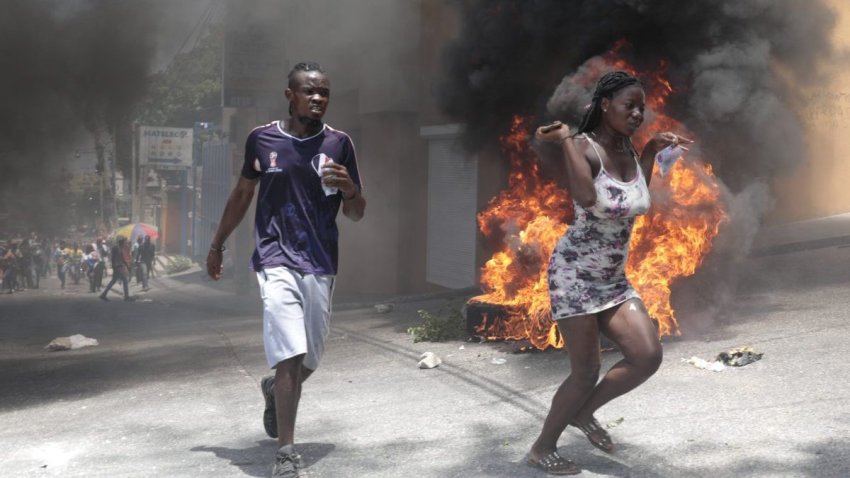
[
  {"left": 769, "top": 0, "right": 850, "bottom": 223},
  {"left": 417, "top": 1, "right": 513, "bottom": 290},
  {"left": 336, "top": 111, "right": 417, "bottom": 294}
]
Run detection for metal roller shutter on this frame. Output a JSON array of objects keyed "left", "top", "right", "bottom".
[{"left": 426, "top": 137, "right": 478, "bottom": 288}]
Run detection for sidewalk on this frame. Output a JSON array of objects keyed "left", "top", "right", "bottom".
[{"left": 751, "top": 213, "right": 850, "bottom": 256}]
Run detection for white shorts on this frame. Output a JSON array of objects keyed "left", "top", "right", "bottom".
[{"left": 256, "top": 266, "right": 335, "bottom": 370}]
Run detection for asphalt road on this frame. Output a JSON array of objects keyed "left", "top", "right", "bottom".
[{"left": 1, "top": 243, "right": 849, "bottom": 478}]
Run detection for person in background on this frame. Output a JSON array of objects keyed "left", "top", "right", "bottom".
[
  {"left": 31, "top": 240, "right": 44, "bottom": 288},
  {"left": 99, "top": 236, "right": 132, "bottom": 301},
  {"left": 68, "top": 243, "right": 83, "bottom": 285},
  {"left": 18, "top": 239, "right": 33, "bottom": 289},
  {"left": 2, "top": 242, "right": 18, "bottom": 294},
  {"left": 141, "top": 235, "right": 156, "bottom": 280},
  {"left": 134, "top": 236, "right": 149, "bottom": 290},
  {"left": 0, "top": 242, "right": 5, "bottom": 291},
  {"left": 54, "top": 241, "right": 68, "bottom": 289},
  {"left": 82, "top": 244, "right": 102, "bottom": 293},
  {"left": 89, "top": 238, "right": 105, "bottom": 290},
  {"left": 95, "top": 237, "right": 109, "bottom": 279}
]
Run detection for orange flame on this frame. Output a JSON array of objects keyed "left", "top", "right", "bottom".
[{"left": 471, "top": 52, "right": 727, "bottom": 349}]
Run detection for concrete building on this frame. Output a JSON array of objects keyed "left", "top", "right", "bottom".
[{"left": 769, "top": 0, "right": 850, "bottom": 223}]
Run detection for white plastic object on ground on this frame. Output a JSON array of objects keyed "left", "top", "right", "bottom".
[
  {"left": 418, "top": 351, "right": 442, "bottom": 369},
  {"left": 45, "top": 334, "right": 99, "bottom": 352}
]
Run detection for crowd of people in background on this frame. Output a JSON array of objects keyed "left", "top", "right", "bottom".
[{"left": 0, "top": 233, "right": 156, "bottom": 297}]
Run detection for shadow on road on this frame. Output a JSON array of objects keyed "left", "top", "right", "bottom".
[{"left": 191, "top": 441, "right": 335, "bottom": 477}]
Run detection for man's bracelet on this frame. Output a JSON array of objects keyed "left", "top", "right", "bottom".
[{"left": 210, "top": 244, "right": 226, "bottom": 252}]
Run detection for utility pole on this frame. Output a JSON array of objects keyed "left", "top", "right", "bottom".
[
  {"left": 110, "top": 123, "right": 118, "bottom": 227},
  {"left": 131, "top": 123, "right": 139, "bottom": 223},
  {"left": 75, "top": 148, "right": 102, "bottom": 231},
  {"left": 95, "top": 141, "right": 106, "bottom": 231}
]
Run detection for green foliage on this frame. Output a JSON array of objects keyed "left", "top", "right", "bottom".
[
  {"left": 407, "top": 307, "right": 465, "bottom": 343},
  {"left": 165, "top": 256, "right": 194, "bottom": 275},
  {"left": 136, "top": 25, "right": 223, "bottom": 128}
]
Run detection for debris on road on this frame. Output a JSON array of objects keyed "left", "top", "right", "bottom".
[
  {"left": 684, "top": 346, "right": 764, "bottom": 372},
  {"left": 606, "top": 417, "right": 625, "bottom": 429},
  {"left": 716, "top": 346, "right": 763, "bottom": 366},
  {"left": 418, "top": 351, "right": 442, "bottom": 369},
  {"left": 490, "top": 357, "right": 507, "bottom": 365},
  {"left": 684, "top": 356, "right": 726, "bottom": 372},
  {"left": 374, "top": 303, "right": 394, "bottom": 313},
  {"left": 45, "top": 334, "right": 99, "bottom": 352}
]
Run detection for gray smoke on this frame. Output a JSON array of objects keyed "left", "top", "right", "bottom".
[{"left": 0, "top": 0, "right": 175, "bottom": 234}]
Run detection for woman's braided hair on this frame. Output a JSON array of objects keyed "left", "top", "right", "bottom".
[{"left": 576, "top": 71, "right": 642, "bottom": 135}]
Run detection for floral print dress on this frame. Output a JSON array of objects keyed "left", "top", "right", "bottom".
[{"left": 548, "top": 134, "right": 650, "bottom": 319}]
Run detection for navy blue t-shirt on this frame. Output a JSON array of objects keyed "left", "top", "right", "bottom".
[{"left": 241, "top": 121, "right": 362, "bottom": 275}]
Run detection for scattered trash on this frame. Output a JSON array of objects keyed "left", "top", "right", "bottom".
[
  {"left": 458, "top": 345, "right": 465, "bottom": 350},
  {"left": 374, "top": 303, "right": 394, "bottom": 314},
  {"left": 606, "top": 417, "right": 625, "bottom": 429},
  {"left": 684, "top": 356, "right": 725, "bottom": 372},
  {"left": 716, "top": 346, "right": 763, "bottom": 366},
  {"left": 684, "top": 345, "right": 764, "bottom": 372},
  {"left": 45, "top": 334, "right": 99, "bottom": 352},
  {"left": 490, "top": 357, "right": 507, "bottom": 365},
  {"left": 418, "top": 351, "right": 442, "bottom": 369}
]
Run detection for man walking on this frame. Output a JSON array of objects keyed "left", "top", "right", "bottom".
[
  {"left": 141, "top": 235, "right": 156, "bottom": 280},
  {"left": 54, "top": 241, "right": 68, "bottom": 289},
  {"left": 2, "top": 242, "right": 17, "bottom": 294},
  {"left": 99, "top": 236, "right": 132, "bottom": 301},
  {"left": 133, "top": 236, "right": 149, "bottom": 290},
  {"left": 206, "top": 62, "right": 365, "bottom": 478}
]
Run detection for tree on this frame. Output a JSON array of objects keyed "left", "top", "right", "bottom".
[{"left": 136, "top": 24, "right": 223, "bottom": 128}]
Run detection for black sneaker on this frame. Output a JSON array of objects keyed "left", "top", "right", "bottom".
[
  {"left": 261, "top": 376, "right": 278, "bottom": 438},
  {"left": 270, "top": 444, "right": 301, "bottom": 478}
]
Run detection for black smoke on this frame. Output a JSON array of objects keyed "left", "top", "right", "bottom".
[
  {"left": 437, "top": 0, "right": 842, "bottom": 332},
  {"left": 0, "top": 0, "right": 158, "bottom": 234},
  {"left": 437, "top": 0, "right": 838, "bottom": 191}
]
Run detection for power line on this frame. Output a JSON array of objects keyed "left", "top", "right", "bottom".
[
  {"left": 190, "top": 0, "right": 224, "bottom": 51},
  {"left": 163, "top": 0, "right": 220, "bottom": 70},
  {"left": 176, "top": 0, "right": 213, "bottom": 56}
]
